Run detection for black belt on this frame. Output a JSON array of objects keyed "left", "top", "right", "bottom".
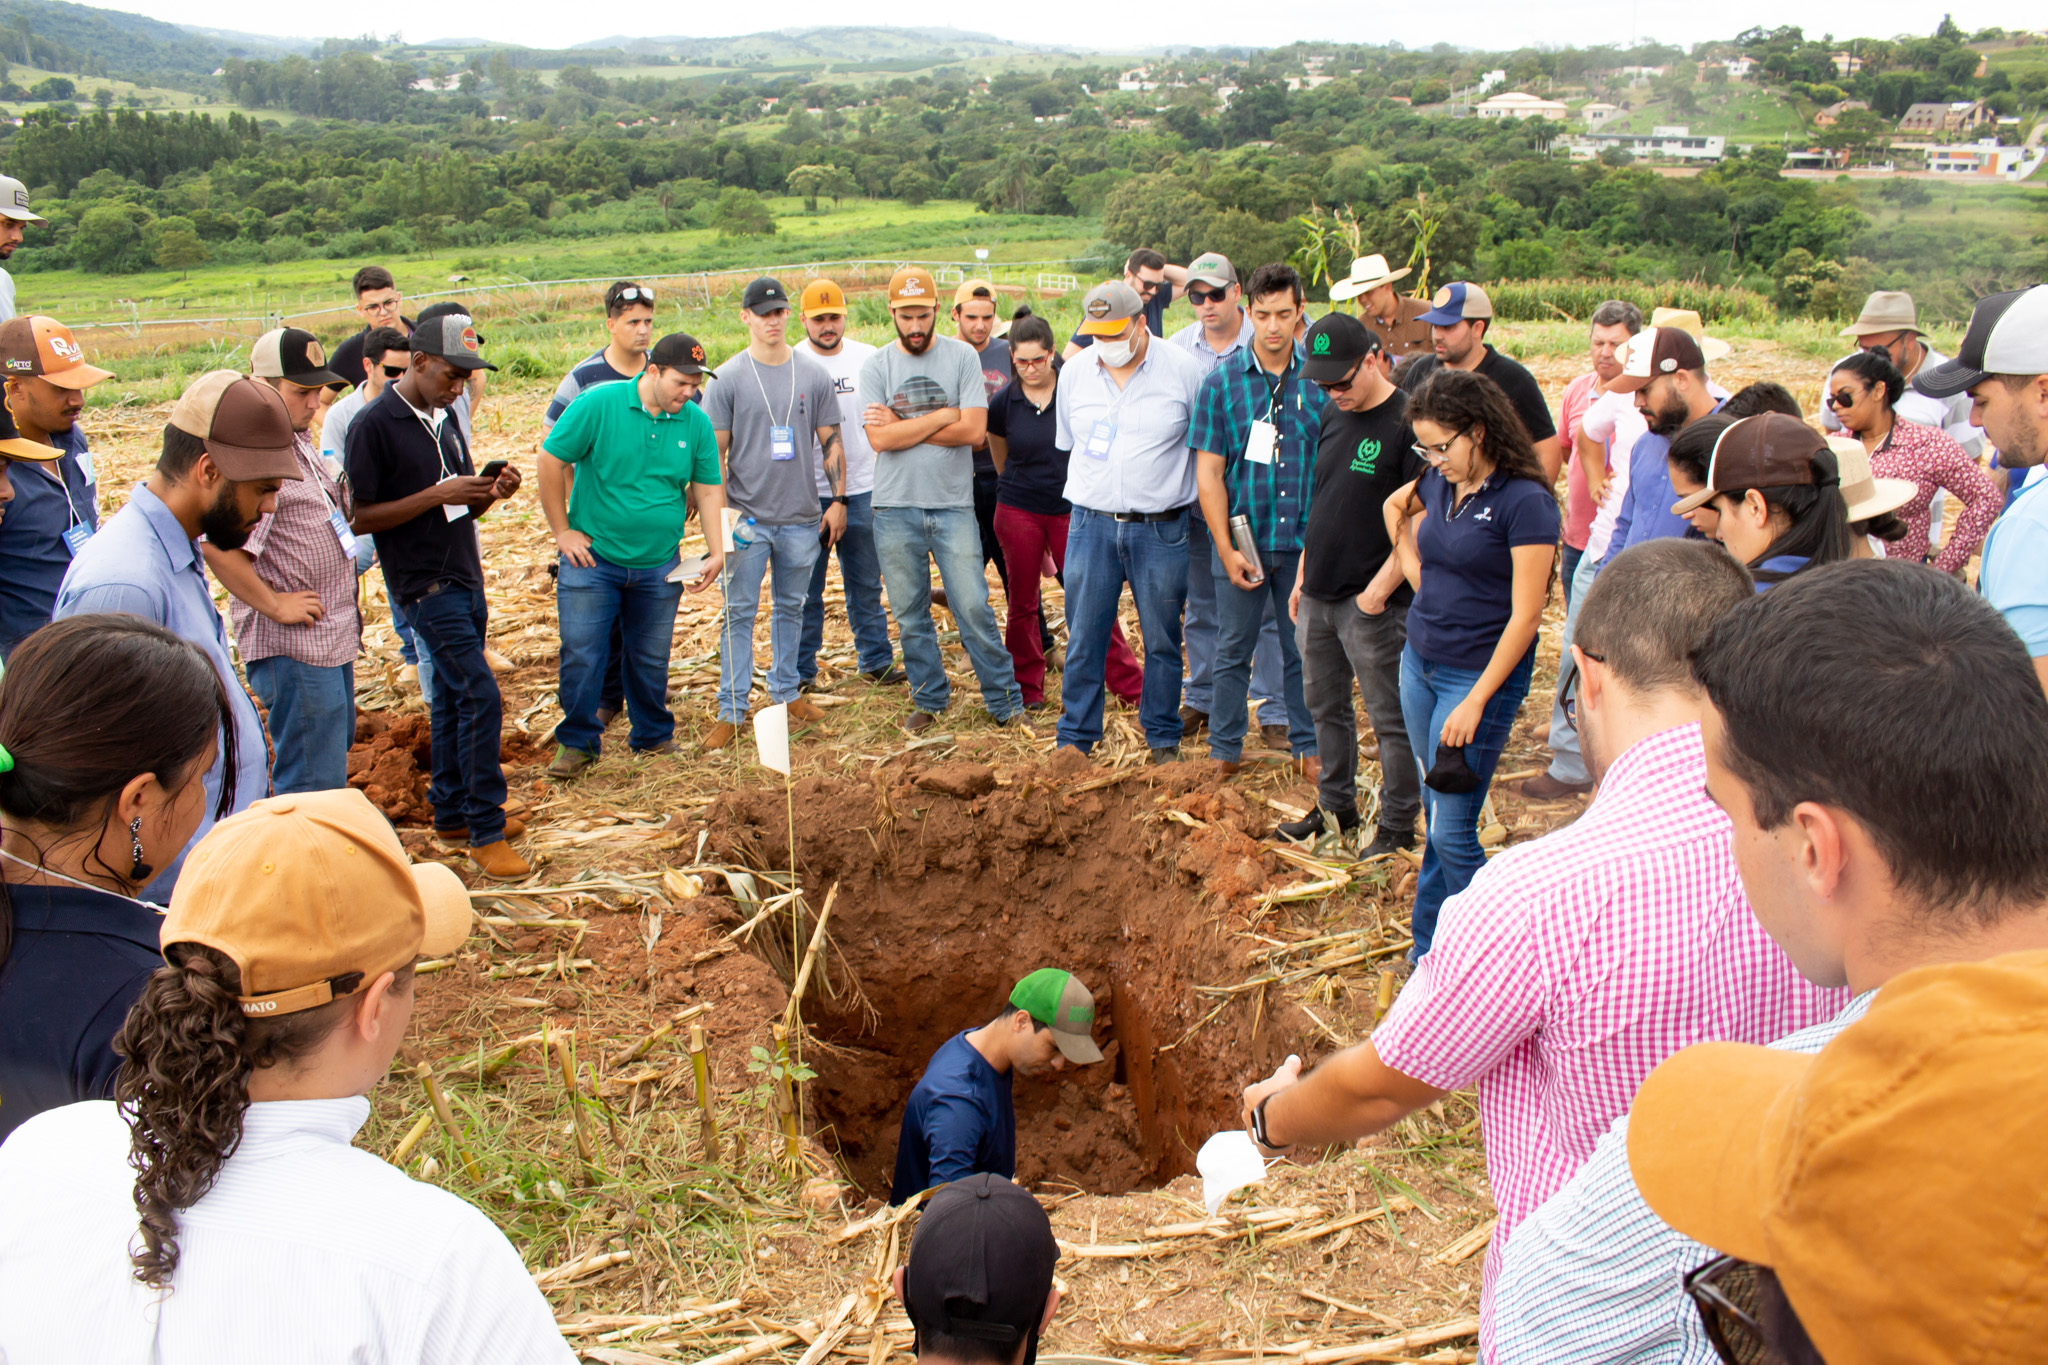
[{"left": 1099, "top": 504, "right": 1193, "bottom": 524}]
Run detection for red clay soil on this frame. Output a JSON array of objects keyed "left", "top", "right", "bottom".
[
  {"left": 699, "top": 754, "right": 1322, "bottom": 1198},
  {"left": 347, "top": 711, "right": 546, "bottom": 824}
]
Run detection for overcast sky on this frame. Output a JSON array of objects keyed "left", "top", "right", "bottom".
[{"left": 148, "top": 2, "right": 2043, "bottom": 58}]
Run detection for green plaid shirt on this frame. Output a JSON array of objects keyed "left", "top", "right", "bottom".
[{"left": 1188, "top": 344, "right": 1321, "bottom": 552}]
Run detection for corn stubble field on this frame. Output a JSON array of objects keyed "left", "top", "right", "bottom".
[{"left": 72, "top": 289, "right": 1875, "bottom": 1365}]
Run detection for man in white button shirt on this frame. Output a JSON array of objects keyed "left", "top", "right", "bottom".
[{"left": 0, "top": 788, "right": 572, "bottom": 1364}]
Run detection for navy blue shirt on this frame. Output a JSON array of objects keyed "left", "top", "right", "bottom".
[
  {"left": 0, "top": 427, "right": 96, "bottom": 658},
  {"left": 890, "top": 1030, "right": 1014, "bottom": 1204},
  {"left": 987, "top": 375, "right": 1069, "bottom": 517},
  {"left": 1407, "top": 468, "right": 1561, "bottom": 671},
  {"left": 0, "top": 883, "right": 162, "bottom": 1143}
]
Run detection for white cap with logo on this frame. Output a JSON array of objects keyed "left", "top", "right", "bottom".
[{"left": 0, "top": 176, "right": 44, "bottom": 226}]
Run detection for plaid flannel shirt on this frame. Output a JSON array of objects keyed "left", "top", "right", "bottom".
[{"left": 1187, "top": 344, "right": 1320, "bottom": 553}]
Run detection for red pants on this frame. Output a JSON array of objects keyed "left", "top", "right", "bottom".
[{"left": 993, "top": 503, "right": 1143, "bottom": 706}]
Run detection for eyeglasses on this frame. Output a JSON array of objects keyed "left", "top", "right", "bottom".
[
  {"left": 1413, "top": 432, "right": 1466, "bottom": 463},
  {"left": 1314, "top": 364, "right": 1363, "bottom": 394},
  {"left": 1562, "top": 648, "right": 1605, "bottom": 727},
  {"left": 1826, "top": 388, "right": 1859, "bottom": 408},
  {"left": 610, "top": 286, "right": 653, "bottom": 304},
  {"left": 360, "top": 294, "right": 401, "bottom": 314},
  {"left": 1013, "top": 354, "right": 1052, "bottom": 369},
  {"left": 1186, "top": 287, "right": 1227, "bottom": 305},
  {"left": 379, "top": 364, "right": 407, "bottom": 379}
]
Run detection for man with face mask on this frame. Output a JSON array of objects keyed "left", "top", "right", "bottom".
[
  {"left": 0, "top": 315, "right": 108, "bottom": 658},
  {"left": 890, "top": 968, "right": 1106, "bottom": 1204},
  {"left": 53, "top": 371, "right": 298, "bottom": 902}
]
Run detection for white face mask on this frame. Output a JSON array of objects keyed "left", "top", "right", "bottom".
[{"left": 1095, "top": 336, "right": 1136, "bottom": 367}]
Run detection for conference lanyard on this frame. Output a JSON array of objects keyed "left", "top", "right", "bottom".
[{"left": 750, "top": 355, "right": 800, "bottom": 461}]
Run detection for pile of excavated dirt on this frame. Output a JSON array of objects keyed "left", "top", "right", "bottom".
[
  {"left": 347, "top": 711, "right": 545, "bottom": 823},
  {"left": 698, "top": 753, "right": 1329, "bottom": 1198}
]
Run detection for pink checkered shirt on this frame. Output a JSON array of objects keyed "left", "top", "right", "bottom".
[
  {"left": 227, "top": 431, "right": 361, "bottom": 667},
  {"left": 1370, "top": 723, "right": 1846, "bottom": 1322}
]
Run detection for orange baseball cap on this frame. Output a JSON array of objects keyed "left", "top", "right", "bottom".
[
  {"left": 1628, "top": 949, "right": 2048, "bottom": 1362},
  {"left": 163, "top": 788, "right": 473, "bottom": 1017},
  {"left": 886, "top": 266, "right": 939, "bottom": 311},
  {"left": 801, "top": 279, "right": 849, "bottom": 318},
  {"left": 953, "top": 278, "right": 997, "bottom": 308},
  {"left": 0, "top": 315, "right": 112, "bottom": 389}
]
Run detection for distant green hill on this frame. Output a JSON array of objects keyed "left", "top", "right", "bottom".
[
  {"left": 570, "top": 27, "right": 1065, "bottom": 66},
  {"left": 0, "top": 0, "right": 228, "bottom": 77}
]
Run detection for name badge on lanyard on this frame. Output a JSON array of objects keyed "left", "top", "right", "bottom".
[
  {"left": 74, "top": 450, "right": 95, "bottom": 485},
  {"left": 328, "top": 509, "right": 359, "bottom": 560},
  {"left": 62, "top": 523, "right": 92, "bottom": 556},
  {"left": 1084, "top": 420, "right": 1116, "bottom": 461},
  {"left": 1245, "top": 419, "right": 1279, "bottom": 466},
  {"left": 769, "top": 424, "right": 797, "bottom": 461}
]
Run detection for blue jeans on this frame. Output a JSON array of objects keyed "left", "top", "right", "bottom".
[
  {"left": 1209, "top": 548, "right": 1315, "bottom": 761},
  {"left": 1542, "top": 550, "right": 1603, "bottom": 786},
  {"left": 247, "top": 656, "right": 355, "bottom": 795},
  {"left": 1184, "top": 516, "right": 1285, "bottom": 712},
  {"left": 555, "top": 550, "right": 683, "bottom": 755},
  {"left": 800, "top": 492, "right": 894, "bottom": 680},
  {"left": 368, "top": 542, "right": 438, "bottom": 705},
  {"left": 719, "top": 523, "right": 821, "bottom": 722},
  {"left": 1057, "top": 506, "right": 1189, "bottom": 752},
  {"left": 1399, "top": 644, "right": 1535, "bottom": 959},
  {"left": 403, "top": 584, "right": 507, "bottom": 846},
  {"left": 873, "top": 506, "right": 1022, "bottom": 720}
]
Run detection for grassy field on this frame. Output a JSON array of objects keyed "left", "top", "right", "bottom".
[
  {"left": 0, "top": 61, "right": 277, "bottom": 123},
  {"left": 1601, "top": 85, "right": 1813, "bottom": 140}
]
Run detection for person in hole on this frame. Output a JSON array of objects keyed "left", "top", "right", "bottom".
[{"left": 889, "top": 969, "right": 1105, "bottom": 1204}]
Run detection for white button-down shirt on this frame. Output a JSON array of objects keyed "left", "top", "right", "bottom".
[
  {"left": 1055, "top": 337, "right": 1207, "bottom": 514},
  {"left": 0, "top": 1097, "right": 574, "bottom": 1364}
]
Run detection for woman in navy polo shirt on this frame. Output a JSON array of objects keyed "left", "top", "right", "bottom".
[
  {"left": 0, "top": 615, "right": 233, "bottom": 1142},
  {"left": 986, "top": 311, "right": 1143, "bottom": 710},
  {"left": 1374, "top": 369, "right": 1559, "bottom": 958}
]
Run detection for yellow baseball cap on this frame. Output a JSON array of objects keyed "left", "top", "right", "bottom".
[
  {"left": 163, "top": 788, "right": 472, "bottom": 1016},
  {"left": 886, "top": 267, "right": 939, "bottom": 311},
  {"left": 953, "top": 278, "right": 997, "bottom": 308},
  {"left": 1628, "top": 949, "right": 2048, "bottom": 1362},
  {"left": 801, "top": 279, "right": 848, "bottom": 318}
]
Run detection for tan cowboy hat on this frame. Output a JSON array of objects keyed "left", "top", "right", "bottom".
[
  {"left": 1839, "top": 290, "right": 1921, "bottom": 340},
  {"left": 1825, "top": 435, "right": 1916, "bottom": 522},
  {"left": 1328, "top": 253, "right": 1412, "bottom": 301},
  {"left": 1649, "top": 307, "right": 1732, "bottom": 362}
]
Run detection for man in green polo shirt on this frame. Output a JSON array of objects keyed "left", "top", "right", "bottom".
[{"left": 540, "top": 332, "right": 725, "bottom": 777}]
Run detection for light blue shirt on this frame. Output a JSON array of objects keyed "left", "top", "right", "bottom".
[
  {"left": 53, "top": 484, "right": 271, "bottom": 902},
  {"left": 1982, "top": 476, "right": 2048, "bottom": 657},
  {"left": 1487, "top": 992, "right": 1875, "bottom": 1364},
  {"left": 1055, "top": 338, "right": 1207, "bottom": 515},
  {"left": 1167, "top": 311, "right": 1255, "bottom": 377}
]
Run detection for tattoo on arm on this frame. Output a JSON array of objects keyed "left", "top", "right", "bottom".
[{"left": 821, "top": 426, "right": 846, "bottom": 496}]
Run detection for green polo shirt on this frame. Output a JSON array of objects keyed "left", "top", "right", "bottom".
[{"left": 542, "top": 377, "right": 722, "bottom": 569}]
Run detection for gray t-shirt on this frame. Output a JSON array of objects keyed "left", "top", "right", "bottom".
[
  {"left": 858, "top": 335, "right": 987, "bottom": 510},
  {"left": 706, "top": 349, "right": 838, "bottom": 526}
]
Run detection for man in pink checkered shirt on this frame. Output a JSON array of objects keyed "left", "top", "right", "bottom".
[
  {"left": 1238, "top": 540, "right": 1846, "bottom": 1343},
  {"left": 204, "top": 328, "right": 362, "bottom": 794}
]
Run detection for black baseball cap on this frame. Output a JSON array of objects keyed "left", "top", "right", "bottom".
[
  {"left": 252, "top": 327, "right": 345, "bottom": 388},
  {"left": 902, "top": 1175, "right": 1058, "bottom": 1365},
  {"left": 409, "top": 312, "right": 497, "bottom": 373},
  {"left": 415, "top": 300, "right": 486, "bottom": 346},
  {"left": 1302, "top": 313, "right": 1382, "bottom": 383},
  {"left": 649, "top": 332, "right": 714, "bottom": 377},
  {"left": 742, "top": 277, "right": 792, "bottom": 316}
]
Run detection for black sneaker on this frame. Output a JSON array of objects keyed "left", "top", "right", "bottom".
[
  {"left": 1278, "top": 807, "right": 1358, "bottom": 843},
  {"left": 1148, "top": 746, "right": 1180, "bottom": 765},
  {"left": 862, "top": 664, "right": 909, "bottom": 686},
  {"left": 1359, "top": 824, "right": 1417, "bottom": 860}
]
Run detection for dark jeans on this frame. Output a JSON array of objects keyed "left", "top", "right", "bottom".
[
  {"left": 1209, "top": 548, "right": 1314, "bottom": 762},
  {"left": 247, "top": 656, "right": 355, "bottom": 795},
  {"left": 403, "top": 583, "right": 508, "bottom": 847},
  {"left": 800, "top": 491, "right": 894, "bottom": 680},
  {"left": 1184, "top": 515, "right": 1285, "bottom": 711},
  {"left": 1296, "top": 594, "right": 1419, "bottom": 834},
  {"left": 554, "top": 550, "right": 683, "bottom": 756},
  {"left": 1399, "top": 644, "right": 1534, "bottom": 959},
  {"left": 1559, "top": 542, "right": 1584, "bottom": 600},
  {"left": 1057, "top": 505, "right": 1189, "bottom": 752}
]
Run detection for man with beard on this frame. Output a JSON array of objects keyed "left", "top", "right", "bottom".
[
  {"left": 1916, "top": 285, "right": 2048, "bottom": 693},
  {"left": 0, "top": 175, "right": 44, "bottom": 321},
  {"left": 889, "top": 969, "right": 1106, "bottom": 1203},
  {"left": 1599, "top": 319, "right": 1730, "bottom": 565},
  {"left": 347, "top": 315, "right": 527, "bottom": 880},
  {"left": 1398, "top": 283, "right": 1561, "bottom": 479},
  {"left": 0, "top": 315, "right": 110, "bottom": 657},
  {"left": 53, "top": 371, "right": 295, "bottom": 902},
  {"left": 198, "top": 330, "right": 361, "bottom": 795},
  {"left": 862, "top": 266, "right": 1023, "bottom": 733}
]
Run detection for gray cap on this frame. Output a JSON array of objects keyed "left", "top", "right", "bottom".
[
  {"left": 1077, "top": 280, "right": 1144, "bottom": 336},
  {"left": 0, "top": 176, "right": 44, "bottom": 225}
]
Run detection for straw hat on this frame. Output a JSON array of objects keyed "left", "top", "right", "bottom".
[
  {"left": 1825, "top": 435, "right": 1916, "bottom": 522},
  {"left": 1328, "top": 253, "right": 1412, "bottom": 301},
  {"left": 1649, "top": 307, "right": 1732, "bottom": 362}
]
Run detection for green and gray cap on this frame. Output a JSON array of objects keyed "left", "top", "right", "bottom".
[
  {"left": 1010, "top": 968, "right": 1105, "bottom": 1064},
  {"left": 1186, "top": 252, "right": 1236, "bottom": 289}
]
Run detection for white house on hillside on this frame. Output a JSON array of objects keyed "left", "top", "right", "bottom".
[{"left": 1476, "top": 91, "right": 1569, "bottom": 120}]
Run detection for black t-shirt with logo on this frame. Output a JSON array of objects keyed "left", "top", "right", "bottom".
[{"left": 1301, "top": 387, "right": 1424, "bottom": 603}]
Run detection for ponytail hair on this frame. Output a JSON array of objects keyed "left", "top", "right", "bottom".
[
  {"left": 1737, "top": 445, "right": 1857, "bottom": 587},
  {"left": 113, "top": 945, "right": 391, "bottom": 1289},
  {"left": 1007, "top": 306, "right": 1054, "bottom": 355}
]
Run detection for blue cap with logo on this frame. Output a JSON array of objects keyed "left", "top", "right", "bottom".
[{"left": 1416, "top": 282, "right": 1494, "bottom": 327}]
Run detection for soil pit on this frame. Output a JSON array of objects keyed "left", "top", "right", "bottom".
[
  {"left": 700, "top": 755, "right": 1320, "bottom": 1198},
  {"left": 348, "top": 711, "right": 546, "bottom": 824}
]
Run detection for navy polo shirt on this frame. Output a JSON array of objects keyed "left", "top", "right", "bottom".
[
  {"left": 1406, "top": 467, "right": 1561, "bottom": 671},
  {"left": 987, "top": 375, "right": 1070, "bottom": 516},
  {"left": 889, "top": 1030, "right": 1014, "bottom": 1204},
  {"left": 0, "top": 884, "right": 162, "bottom": 1143},
  {"left": 345, "top": 384, "right": 483, "bottom": 608},
  {"left": 0, "top": 427, "right": 96, "bottom": 659}
]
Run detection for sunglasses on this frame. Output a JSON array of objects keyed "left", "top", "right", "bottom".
[
  {"left": 1186, "top": 287, "right": 1228, "bottom": 305},
  {"left": 1314, "top": 363, "right": 1364, "bottom": 394},
  {"left": 1825, "top": 388, "right": 1859, "bottom": 408},
  {"left": 611, "top": 286, "right": 654, "bottom": 304},
  {"left": 1684, "top": 1256, "right": 1823, "bottom": 1365},
  {"left": 1013, "top": 353, "right": 1052, "bottom": 368},
  {"left": 379, "top": 364, "right": 407, "bottom": 379},
  {"left": 1132, "top": 277, "right": 1163, "bottom": 296}
]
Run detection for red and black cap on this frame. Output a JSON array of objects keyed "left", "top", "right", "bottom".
[{"left": 648, "top": 332, "right": 713, "bottom": 377}]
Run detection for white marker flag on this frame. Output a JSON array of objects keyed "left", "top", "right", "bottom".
[{"left": 753, "top": 703, "right": 791, "bottom": 775}]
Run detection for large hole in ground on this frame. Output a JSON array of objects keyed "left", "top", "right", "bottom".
[{"left": 703, "top": 753, "right": 1313, "bottom": 1197}]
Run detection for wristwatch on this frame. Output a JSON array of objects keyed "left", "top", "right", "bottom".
[
  {"left": 828, "top": 496, "right": 848, "bottom": 506},
  {"left": 1251, "top": 1093, "right": 1292, "bottom": 1150}
]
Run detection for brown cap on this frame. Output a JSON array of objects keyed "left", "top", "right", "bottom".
[
  {"left": 1628, "top": 950, "right": 2048, "bottom": 1363},
  {"left": 1670, "top": 414, "right": 1826, "bottom": 516},
  {"left": 163, "top": 788, "right": 472, "bottom": 1017},
  {"left": 0, "top": 397, "right": 60, "bottom": 462},
  {"left": 886, "top": 267, "right": 940, "bottom": 311},
  {"left": 167, "top": 370, "right": 304, "bottom": 482},
  {"left": 0, "top": 316, "right": 112, "bottom": 390},
  {"left": 1608, "top": 325, "right": 1707, "bottom": 394}
]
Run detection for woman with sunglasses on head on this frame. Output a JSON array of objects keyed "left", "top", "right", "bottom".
[
  {"left": 1377, "top": 368, "right": 1559, "bottom": 959},
  {"left": 987, "top": 309, "right": 1143, "bottom": 710},
  {"left": 1824, "top": 349, "right": 1999, "bottom": 577},
  {"left": 1669, "top": 414, "right": 1855, "bottom": 590},
  {"left": 0, "top": 614, "right": 235, "bottom": 1144}
]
